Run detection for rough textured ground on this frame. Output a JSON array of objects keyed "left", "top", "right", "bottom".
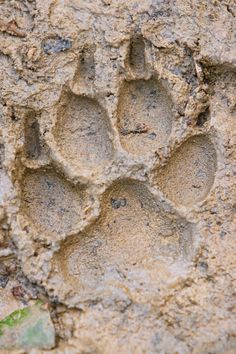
[{"left": 0, "top": 0, "right": 236, "bottom": 353}]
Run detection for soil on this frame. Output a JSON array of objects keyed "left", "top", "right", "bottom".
[{"left": 0, "top": 0, "right": 235, "bottom": 353}]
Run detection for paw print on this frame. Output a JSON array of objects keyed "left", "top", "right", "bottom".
[{"left": 19, "top": 36, "right": 217, "bottom": 305}]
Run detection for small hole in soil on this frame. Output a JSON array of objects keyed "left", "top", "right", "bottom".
[{"left": 196, "top": 107, "right": 210, "bottom": 127}]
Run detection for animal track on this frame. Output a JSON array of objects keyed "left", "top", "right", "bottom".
[
  {"left": 54, "top": 180, "right": 194, "bottom": 300},
  {"left": 117, "top": 79, "right": 173, "bottom": 155},
  {"left": 53, "top": 93, "right": 114, "bottom": 172},
  {"left": 18, "top": 37, "right": 218, "bottom": 305},
  {"left": 21, "top": 169, "right": 87, "bottom": 236},
  {"left": 155, "top": 135, "right": 217, "bottom": 206}
]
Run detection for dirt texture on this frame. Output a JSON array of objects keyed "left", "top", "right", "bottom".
[{"left": 0, "top": 0, "right": 236, "bottom": 353}]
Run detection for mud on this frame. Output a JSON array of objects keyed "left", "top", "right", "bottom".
[{"left": 0, "top": 0, "right": 235, "bottom": 353}]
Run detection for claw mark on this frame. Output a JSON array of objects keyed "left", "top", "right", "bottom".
[
  {"left": 196, "top": 107, "right": 210, "bottom": 127},
  {"left": 129, "top": 35, "right": 146, "bottom": 73}
]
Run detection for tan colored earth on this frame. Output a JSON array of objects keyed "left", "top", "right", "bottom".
[{"left": 0, "top": 0, "right": 236, "bottom": 353}]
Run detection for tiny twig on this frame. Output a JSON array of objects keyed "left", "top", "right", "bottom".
[{"left": 120, "top": 123, "right": 149, "bottom": 136}]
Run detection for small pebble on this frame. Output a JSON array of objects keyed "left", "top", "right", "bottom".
[
  {"left": 111, "top": 198, "right": 127, "bottom": 209},
  {"left": 43, "top": 37, "right": 72, "bottom": 55},
  {"left": 148, "top": 132, "right": 157, "bottom": 140},
  {"left": 0, "top": 275, "right": 9, "bottom": 288}
]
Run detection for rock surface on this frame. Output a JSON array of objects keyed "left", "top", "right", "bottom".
[{"left": 0, "top": 0, "right": 235, "bottom": 353}]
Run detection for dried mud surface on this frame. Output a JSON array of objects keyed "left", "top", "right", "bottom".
[{"left": 0, "top": 0, "right": 236, "bottom": 353}]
